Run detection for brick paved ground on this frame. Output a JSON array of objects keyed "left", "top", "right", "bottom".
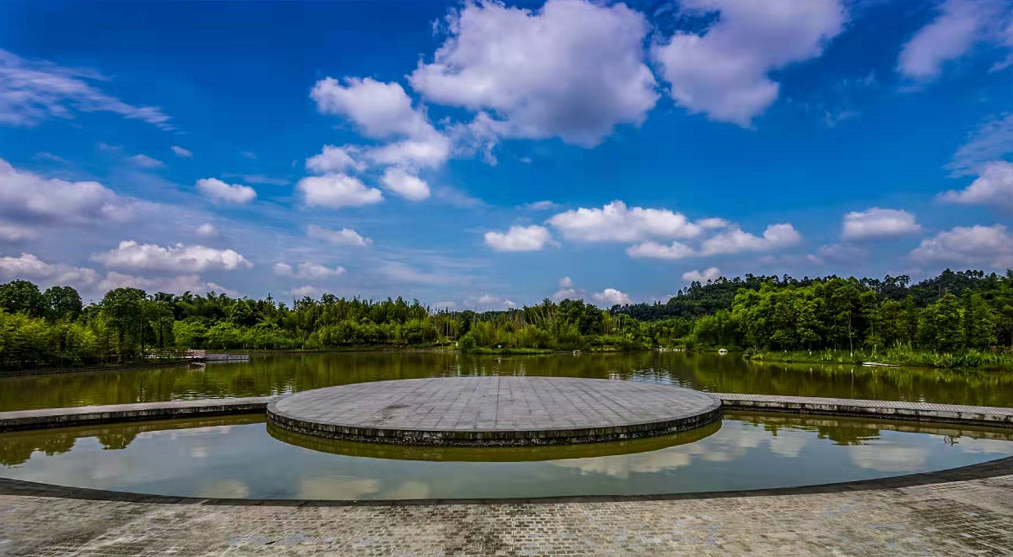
[
  {"left": 267, "top": 377, "right": 721, "bottom": 444},
  {"left": 1, "top": 470, "right": 1012, "bottom": 556}
]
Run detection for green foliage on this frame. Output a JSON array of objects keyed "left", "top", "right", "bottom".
[{"left": 1, "top": 268, "right": 1012, "bottom": 372}]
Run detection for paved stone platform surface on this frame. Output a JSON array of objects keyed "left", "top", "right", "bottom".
[
  {"left": 1, "top": 469, "right": 1013, "bottom": 556},
  {"left": 267, "top": 377, "right": 721, "bottom": 444},
  {"left": 0, "top": 397, "right": 274, "bottom": 431}
]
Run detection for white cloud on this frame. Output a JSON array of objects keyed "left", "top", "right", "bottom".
[
  {"left": 552, "top": 276, "right": 579, "bottom": 301},
  {"left": 682, "top": 267, "right": 722, "bottom": 283},
  {"left": 274, "top": 261, "right": 346, "bottom": 280},
  {"left": 433, "top": 300, "right": 457, "bottom": 310},
  {"left": 289, "top": 285, "right": 325, "bottom": 298},
  {"left": 940, "top": 160, "right": 1013, "bottom": 211},
  {"left": 310, "top": 77, "right": 451, "bottom": 170},
  {"left": 484, "top": 225, "right": 553, "bottom": 252},
  {"left": 0, "top": 252, "right": 99, "bottom": 286},
  {"left": 700, "top": 224, "right": 801, "bottom": 255},
  {"left": 170, "top": 146, "right": 193, "bottom": 158},
  {"left": 625, "top": 240, "right": 696, "bottom": 260},
  {"left": 194, "top": 223, "right": 217, "bottom": 237},
  {"left": 92, "top": 240, "right": 253, "bottom": 272},
  {"left": 307, "top": 224, "right": 372, "bottom": 247},
  {"left": 0, "top": 158, "right": 134, "bottom": 224},
  {"left": 223, "top": 174, "right": 290, "bottom": 186},
  {"left": 897, "top": 0, "right": 1012, "bottom": 81},
  {"left": 0, "top": 48, "right": 173, "bottom": 130},
  {"left": 842, "top": 208, "right": 922, "bottom": 240},
  {"left": 380, "top": 168, "right": 431, "bottom": 201},
  {"left": 592, "top": 288, "right": 632, "bottom": 306},
  {"left": 0, "top": 221, "right": 33, "bottom": 242},
  {"left": 652, "top": 0, "right": 846, "bottom": 127},
  {"left": 947, "top": 113, "right": 1013, "bottom": 176},
  {"left": 311, "top": 77, "right": 433, "bottom": 140},
  {"left": 910, "top": 224, "right": 1013, "bottom": 268},
  {"left": 547, "top": 201, "right": 701, "bottom": 243},
  {"left": 472, "top": 294, "right": 517, "bottom": 310},
  {"left": 523, "top": 200, "right": 560, "bottom": 210},
  {"left": 379, "top": 261, "right": 459, "bottom": 286},
  {"left": 305, "top": 145, "right": 365, "bottom": 174},
  {"left": 97, "top": 271, "right": 240, "bottom": 297},
  {"left": 409, "top": 0, "right": 658, "bottom": 147},
  {"left": 196, "top": 178, "right": 257, "bottom": 205},
  {"left": 128, "top": 154, "right": 164, "bottom": 168},
  {"left": 296, "top": 174, "right": 383, "bottom": 208},
  {"left": 812, "top": 243, "right": 869, "bottom": 264}
]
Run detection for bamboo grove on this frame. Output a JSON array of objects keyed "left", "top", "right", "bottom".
[{"left": 0, "top": 268, "right": 1011, "bottom": 371}]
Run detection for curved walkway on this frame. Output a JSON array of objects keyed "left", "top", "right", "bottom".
[{"left": 2, "top": 393, "right": 1013, "bottom": 555}]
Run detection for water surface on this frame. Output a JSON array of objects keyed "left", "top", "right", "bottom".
[
  {"left": 2, "top": 351, "right": 1012, "bottom": 411},
  {"left": 2, "top": 413, "right": 1009, "bottom": 500}
]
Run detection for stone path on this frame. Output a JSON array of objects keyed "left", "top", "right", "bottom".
[
  {"left": 267, "top": 377, "right": 721, "bottom": 445},
  {"left": 1, "top": 464, "right": 1012, "bottom": 556}
]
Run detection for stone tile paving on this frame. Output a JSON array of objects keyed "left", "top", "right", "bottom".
[
  {"left": 267, "top": 377, "right": 721, "bottom": 442},
  {"left": 1, "top": 474, "right": 1013, "bottom": 555}
]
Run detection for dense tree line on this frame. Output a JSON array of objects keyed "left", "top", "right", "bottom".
[{"left": 0, "top": 268, "right": 1011, "bottom": 371}]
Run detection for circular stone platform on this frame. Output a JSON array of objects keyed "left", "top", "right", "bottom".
[{"left": 266, "top": 377, "right": 722, "bottom": 446}]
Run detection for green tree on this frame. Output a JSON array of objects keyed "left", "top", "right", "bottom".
[
  {"left": 962, "top": 291, "right": 996, "bottom": 349},
  {"left": 100, "top": 287, "right": 148, "bottom": 361},
  {"left": 43, "top": 286, "right": 83, "bottom": 321},
  {"left": 0, "top": 280, "right": 46, "bottom": 317}
]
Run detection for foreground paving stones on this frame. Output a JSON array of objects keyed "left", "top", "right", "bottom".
[
  {"left": 1, "top": 473, "right": 1012, "bottom": 556},
  {"left": 267, "top": 377, "right": 722, "bottom": 445}
]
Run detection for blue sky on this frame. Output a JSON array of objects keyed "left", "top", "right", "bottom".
[{"left": 0, "top": 0, "right": 1011, "bottom": 308}]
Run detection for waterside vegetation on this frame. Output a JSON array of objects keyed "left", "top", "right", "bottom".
[{"left": 0, "top": 268, "right": 1011, "bottom": 372}]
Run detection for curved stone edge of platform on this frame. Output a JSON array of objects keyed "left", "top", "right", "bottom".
[
  {"left": 718, "top": 393, "right": 1013, "bottom": 428},
  {"left": 0, "top": 397, "right": 275, "bottom": 432},
  {"left": 265, "top": 403, "right": 723, "bottom": 447},
  {"left": 2, "top": 392, "right": 1013, "bottom": 432}
]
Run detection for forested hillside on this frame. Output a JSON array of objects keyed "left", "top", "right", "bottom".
[{"left": 0, "top": 268, "right": 1011, "bottom": 371}]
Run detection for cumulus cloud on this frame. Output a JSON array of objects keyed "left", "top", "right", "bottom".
[
  {"left": 196, "top": 178, "right": 257, "bottom": 205},
  {"left": 170, "top": 146, "right": 193, "bottom": 158},
  {"left": 699, "top": 224, "right": 801, "bottom": 255},
  {"left": 273, "top": 261, "right": 346, "bottom": 280},
  {"left": 552, "top": 276, "right": 580, "bottom": 301},
  {"left": 547, "top": 201, "right": 701, "bottom": 243},
  {"left": 940, "top": 160, "right": 1013, "bottom": 211},
  {"left": 380, "top": 168, "right": 431, "bottom": 201},
  {"left": 97, "top": 271, "right": 240, "bottom": 297},
  {"left": 307, "top": 224, "right": 372, "bottom": 247},
  {"left": 311, "top": 77, "right": 434, "bottom": 139},
  {"left": 128, "top": 154, "right": 164, "bottom": 168},
  {"left": 625, "top": 240, "right": 697, "bottom": 260},
  {"left": 484, "top": 225, "right": 553, "bottom": 252},
  {"left": 310, "top": 77, "right": 451, "bottom": 170},
  {"left": 0, "top": 252, "right": 99, "bottom": 286},
  {"left": 0, "top": 221, "right": 33, "bottom": 242},
  {"left": 946, "top": 113, "right": 1013, "bottom": 176},
  {"left": 289, "top": 285, "right": 325, "bottom": 298},
  {"left": 910, "top": 224, "right": 1013, "bottom": 268},
  {"left": 0, "top": 158, "right": 134, "bottom": 224},
  {"left": 92, "top": 240, "right": 252, "bottom": 272},
  {"left": 195, "top": 223, "right": 217, "bottom": 237},
  {"left": 297, "top": 174, "right": 383, "bottom": 208},
  {"left": 471, "top": 294, "right": 517, "bottom": 310},
  {"left": 897, "top": 0, "right": 1012, "bottom": 81},
  {"left": 305, "top": 145, "right": 365, "bottom": 174},
  {"left": 651, "top": 0, "right": 846, "bottom": 127},
  {"left": 523, "top": 200, "right": 560, "bottom": 210},
  {"left": 409, "top": 0, "right": 658, "bottom": 147},
  {"left": 592, "top": 288, "right": 632, "bottom": 306},
  {"left": 682, "top": 267, "right": 722, "bottom": 283},
  {"left": 842, "top": 208, "right": 922, "bottom": 240},
  {"left": 0, "top": 48, "right": 173, "bottom": 130}
]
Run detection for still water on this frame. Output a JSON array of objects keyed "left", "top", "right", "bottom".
[
  {"left": 1, "top": 413, "right": 1009, "bottom": 500},
  {"left": 2, "top": 351, "right": 1013, "bottom": 412}
]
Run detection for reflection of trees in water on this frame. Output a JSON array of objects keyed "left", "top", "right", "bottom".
[
  {"left": 0, "top": 431, "right": 77, "bottom": 466},
  {"left": 4, "top": 351, "right": 1013, "bottom": 412},
  {"left": 0, "top": 415, "right": 262, "bottom": 466}
]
